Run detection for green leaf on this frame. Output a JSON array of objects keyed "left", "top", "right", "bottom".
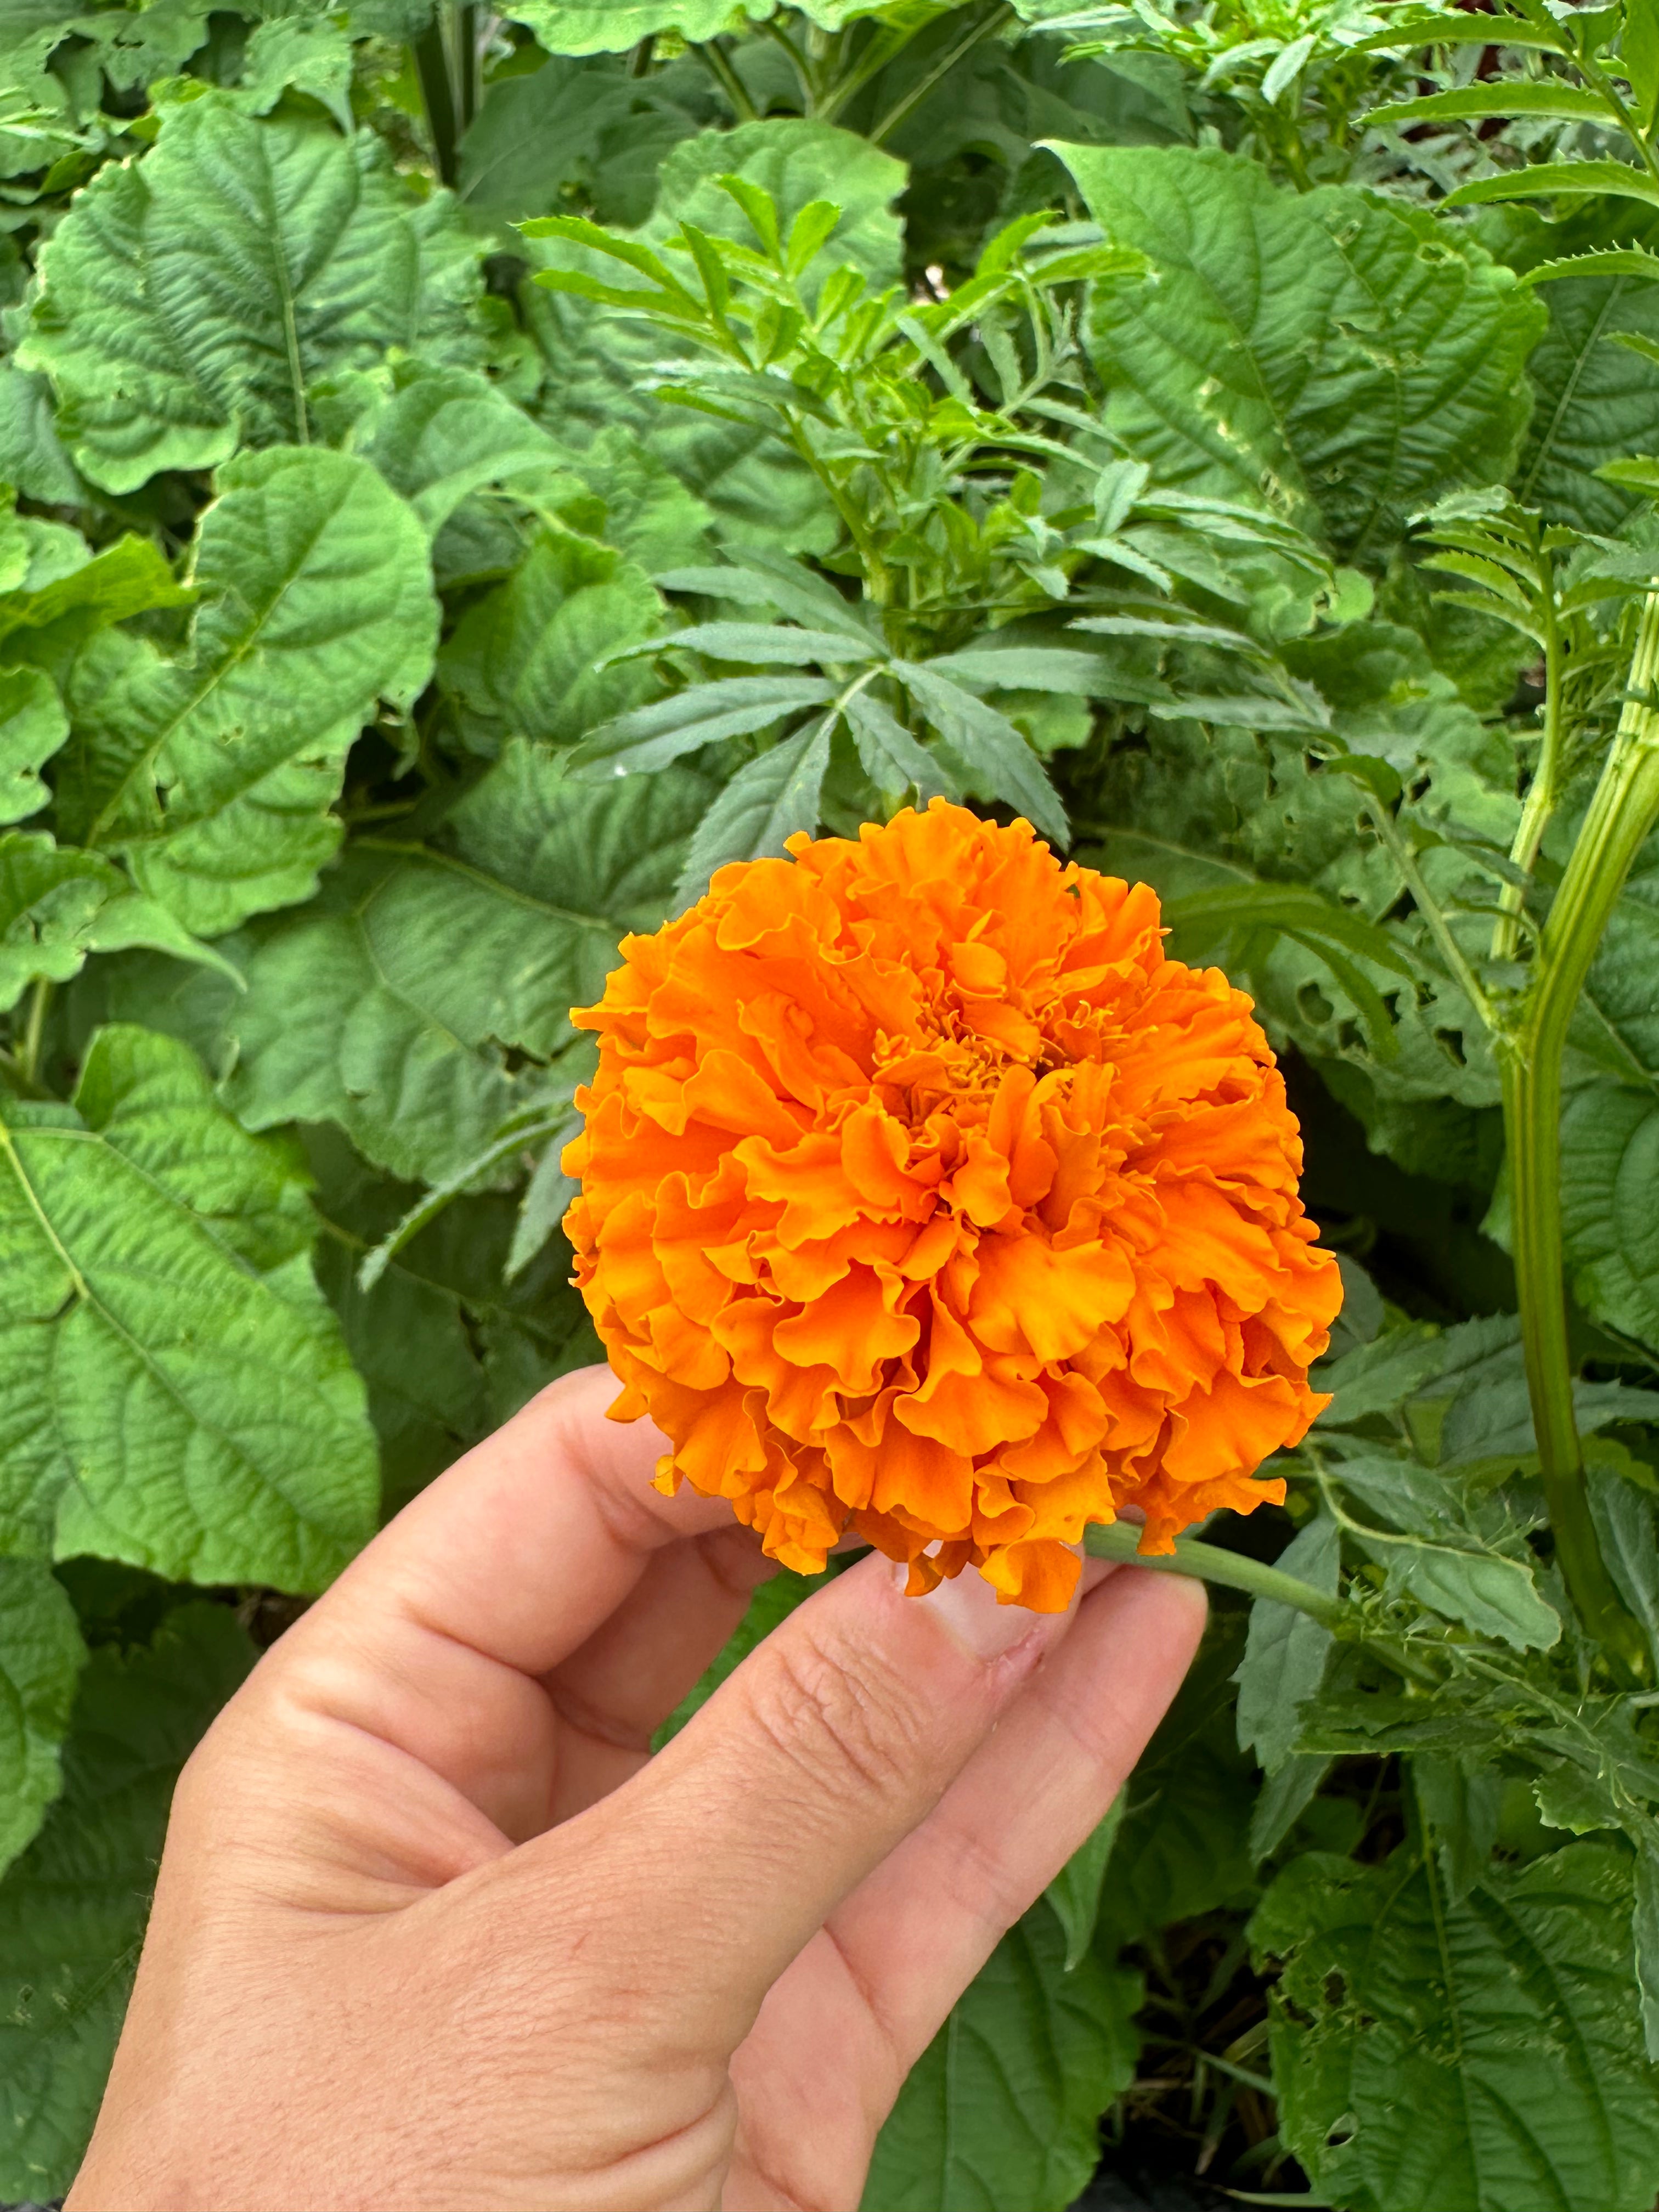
[
  {"left": 0, "top": 1556, "right": 84, "bottom": 1881},
  {"left": 0, "top": 366, "right": 80, "bottom": 507},
  {"left": 567, "top": 673, "right": 835, "bottom": 777},
  {"left": 861, "top": 1903, "right": 1142, "bottom": 2212},
  {"left": 0, "top": 1601, "right": 254, "bottom": 2202},
  {"left": 498, "top": 0, "right": 771, "bottom": 58},
  {"left": 1413, "top": 1756, "right": 1503, "bottom": 1905},
  {"left": 898, "top": 663, "right": 1066, "bottom": 843},
  {"left": 843, "top": 691, "right": 955, "bottom": 801},
  {"left": 1510, "top": 233, "right": 1659, "bottom": 533},
  {"left": 1043, "top": 1793, "right": 1125, "bottom": 1972},
  {"left": 0, "top": 831, "right": 238, "bottom": 1013},
  {"left": 226, "top": 745, "right": 713, "bottom": 1185},
  {"left": 1249, "top": 1754, "right": 1329, "bottom": 1859},
  {"left": 1381, "top": 1536, "right": 1561, "bottom": 1650},
  {"left": 657, "top": 619, "right": 883, "bottom": 666},
  {"left": 1446, "top": 160, "right": 1659, "bottom": 215},
  {"left": 672, "top": 718, "right": 833, "bottom": 902},
  {"left": 1560, "top": 1082, "right": 1659, "bottom": 1353},
  {"left": 235, "top": 10, "right": 354, "bottom": 132},
  {"left": 1589, "top": 1458, "right": 1659, "bottom": 1672},
  {"left": 437, "top": 528, "right": 664, "bottom": 758},
  {"left": 1234, "top": 1513, "right": 1339, "bottom": 1773},
  {"left": 348, "top": 363, "right": 579, "bottom": 535},
  {"left": 0, "top": 665, "right": 64, "bottom": 826},
  {"left": 0, "top": 1026, "right": 376, "bottom": 1590},
  {"left": 20, "top": 95, "right": 492, "bottom": 494},
  {"left": 1372, "top": 82, "right": 1610, "bottom": 128},
  {"left": 1053, "top": 145, "right": 1546, "bottom": 560},
  {"left": 61, "top": 446, "right": 437, "bottom": 938},
  {"left": 1251, "top": 1843, "right": 1659, "bottom": 2212},
  {"left": 1315, "top": 1322, "right": 1448, "bottom": 1426},
  {"left": 1635, "top": 1837, "right": 1659, "bottom": 2064}
]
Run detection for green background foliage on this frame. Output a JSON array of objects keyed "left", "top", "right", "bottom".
[{"left": 4, "top": 0, "right": 1659, "bottom": 2204}]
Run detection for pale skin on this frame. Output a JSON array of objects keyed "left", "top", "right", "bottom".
[{"left": 66, "top": 1364, "right": 1207, "bottom": 2212}]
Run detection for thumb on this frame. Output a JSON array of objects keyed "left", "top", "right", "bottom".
[{"left": 555, "top": 1547, "right": 1080, "bottom": 2054}]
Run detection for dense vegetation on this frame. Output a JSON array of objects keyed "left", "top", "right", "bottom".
[{"left": 5, "top": 0, "right": 1659, "bottom": 2202}]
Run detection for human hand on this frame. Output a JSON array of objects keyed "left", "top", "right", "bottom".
[{"left": 66, "top": 1365, "right": 1206, "bottom": 2212}]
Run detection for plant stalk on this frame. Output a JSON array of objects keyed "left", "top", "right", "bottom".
[
  {"left": 1085, "top": 1521, "right": 1345, "bottom": 1628},
  {"left": 1502, "top": 587, "right": 1659, "bottom": 1681}
]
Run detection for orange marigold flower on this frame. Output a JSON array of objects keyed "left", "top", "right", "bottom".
[{"left": 562, "top": 799, "right": 1342, "bottom": 1613}]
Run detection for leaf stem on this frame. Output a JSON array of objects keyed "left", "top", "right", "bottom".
[
  {"left": 866, "top": 4, "right": 1011, "bottom": 146},
  {"left": 1362, "top": 793, "right": 1495, "bottom": 1029},
  {"left": 1502, "top": 587, "right": 1659, "bottom": 1682},
  {"left": 694, "top": 37, "right": 759, "bottom": 121},
  {"left": 20, "top": 977, "right": 50, "bottom": 1089},
  {"left": 1084, "top": 1520, "right": 1345, "bottom": 1629},
  {"left": 412, "top": 10, "right": 460, "bottom": 184}
]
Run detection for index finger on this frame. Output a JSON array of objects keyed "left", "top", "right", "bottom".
[{"left": 214, "top": 1365, "right": 754, "bottom": 1858}]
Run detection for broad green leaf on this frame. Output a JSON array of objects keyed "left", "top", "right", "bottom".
[
  {"left": 1314, "top": 1322, "right": 1447, "bottom": 1426},
  {"left": 1054, "top": 145, "right": 1545, "bottom": 560},
  {"left": 0, "top": 531, "right": 190, "bottom": 660},
  {"left": 657, "top": 620, "right": 883, "bottom": 666},
  {"left": 1508, "top": 217, "right": 1659, "bottom": 533},
  {"left": 0, "top": 366, "right": 78, "bottom": 506},
  {"left": 0, "top": 1602, "right": 254, "bottom": 2202},
  {"left": 20, "top": 95, "right": 492, "bottom": 493},
  {"left": 1098, "top": 1619, "right": 1260, "bottom": 1944},
  {"left": 457, "top": 54, "right": 696, "bottom": 228},
  {"left": 226, "top": 746, "right": 713, "bottom": 1185},
  {"left": 1560, "top": 1082, "right": 1659, "bottom": 1353},
  {"left": 1043, "top": 1793, "right": 1125, "bottom": 1972},
  {"left": 303, "top": 1129, "right": 595, "bottom": 1519},
  {"left": 0, "top": 1555, "right": 84, "bottom": 1881},
  {"left": 1249, "top": 1753, "right": 1329, "bottom": 1859},
  {"left": 672, "top": 718, "right": 833, "bottom": 902},
  {"left": 1413, "top": 1756, "right": 1503, "bottom": 1904},
  {"left": 437, "top": 528, "right": 664, "bottom": 757},
  {"left": 1589, "top": 1458, "right": 1659, "bottom": 1672},
  {"left": 1252, "top": 1843, "right": 1659, "bottom": 2212},
  {"left": 498, "top": 0, "right": 771, "bottom": 59},
  {"left": 0, "top": 831, "right": 236, "bottom": 1013},
  {"left": 0, "top": 1025, "right": 376, "bottom": 1590},
  {"left": 861, "top": 1903, "right": 1142, "bottom": 2212},
  {"left": 0, "top": 665, "right": 64, "bottom": 825},
  {"left": 61, "top": 446, "right": 437, "bottom": 937},
  {"left": 1233, "top": 1513, "right": 1339, "bottom": 1772},
  {"left": 235, "top": 11, "right": 354, "bottom": 131},
  {"left": 348, "top": 363, "right": 578, "bottom": 535}
]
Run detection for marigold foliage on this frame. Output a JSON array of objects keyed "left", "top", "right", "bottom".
[{"left": 564, "top": 800, "right": 1341, "bottom": 1610}]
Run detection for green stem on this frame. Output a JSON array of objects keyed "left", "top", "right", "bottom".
[
  {"left": 1363, "top": 794, "right": 1495, "bottom": 1028},
  {"left": 866, "top": 4, "right": 1011, "bottom": 145},
  {"left": 1492, "top": 583, "right": 1563, "bottom": 965},
  {"left": 412, "top": 11, "right": 460, "bottom": 185},
  {"left": 1503, "top": 588, "right": 1659, "bottom": 1682},
  {"left": 694, "top": 37, "right": 759, "bottom": 120},
  {"left": 19, "top": 976, "right": 49, "bottom": 1089},
  {"left": 1084, "top": 1521, "right": 1345, "bottom": 1629}
]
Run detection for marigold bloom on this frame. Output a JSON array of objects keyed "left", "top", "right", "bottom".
[{"left": 562, "top": 800, "right": 1341, "bottom": 1611}]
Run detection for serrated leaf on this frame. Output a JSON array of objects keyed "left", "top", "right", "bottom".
[
  {"left": 922, "top": 643, "right": 1116, "bottom": 695},
  {"left": 0, "top": 665, "right": 64, "bottom": 826},
  {"left": 0, "top": 831, "right": 238, "bottom": 1013},
  {"left": 0, "top": 1556, "right": 84, "bottom": 1881},
  {"left": 672, "top": 718, "right": 832, "bottom": 903},
  {"left": 1589, "top": 1458, "right": 1659, "bottom": 1671},
  {"left": 568, "top": 673, "right": 835, "bottom": 777},
  {"left": 0, "top": 1602, "right": 254, "bottom": 2201},
  {"left": 20, "top": 95, "right": 492, "bottom": 494},
  {"left": 437, "top": 528, "right": 664, "bottom": 758},
  {"left": 1446, "top": 160, "right": 1659, "bottom": 214},
  {"left": 0, "top": 1026, "right": 376, "bottom": 1590},
  {"left": 1372, "top": 82, "right": 1608, "bottom": 128},
  {"left": 1054, "top": 144, "right": 1545, "bottom": 560},
  {"left": 656, "top": 619, "right": 883, "bottom": 666},
  {"left": 60, "top": 446, "right": 437, "bottom": 938},
  {"left": 1383, "top": 1536, "right": 1560, "bottom": 1650},
  {"left": 349, "top": 362, "right": 579, "bottom": 535},
  {"left": 498, "top": 0, "right": 771, "bottom": 57},
  {"left": 1252, "top": 1843, "right": 1659, "bottom": 2212},
  {"left": 1234, "top": 1513, "right": 1339, "bottom": 1772},
  {"left": 1043, "top": 1792, "right": 1125, "bottom": 1972},
  {"left": 898, "top": 663, "right": 1066, "bottom": 843},
  {"left": 861, "top": 1903, "right": 1142, "bottom": 2212},
  {"left": 227, "top": 745, "right": 712, "bottom": 1185},
  {"left": 842, "top": 690, "right": 955, "bottom": 800}
]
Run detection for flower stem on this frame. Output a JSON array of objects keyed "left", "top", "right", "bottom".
[
  {"left": 1084, "top": 1521, "right": 1344, "bottom": 1629},
  {"left": 1501, "top": 588, "right": 1659, "bottom": 1684}
]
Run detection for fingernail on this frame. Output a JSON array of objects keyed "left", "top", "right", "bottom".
[{"left": 904, "top": 1559, "right": 1050, "bottom": 1662}]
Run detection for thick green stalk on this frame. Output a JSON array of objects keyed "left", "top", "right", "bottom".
[
  {"left": 1502, "top": 589, "right": 1659, "bottom": 1681},
  {"left": 1492, "top": 584, "right": 1562, "bottom": 965},
  {"left": 1085, "top": 1522, "right": 1344, "bottom": 1628}
]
